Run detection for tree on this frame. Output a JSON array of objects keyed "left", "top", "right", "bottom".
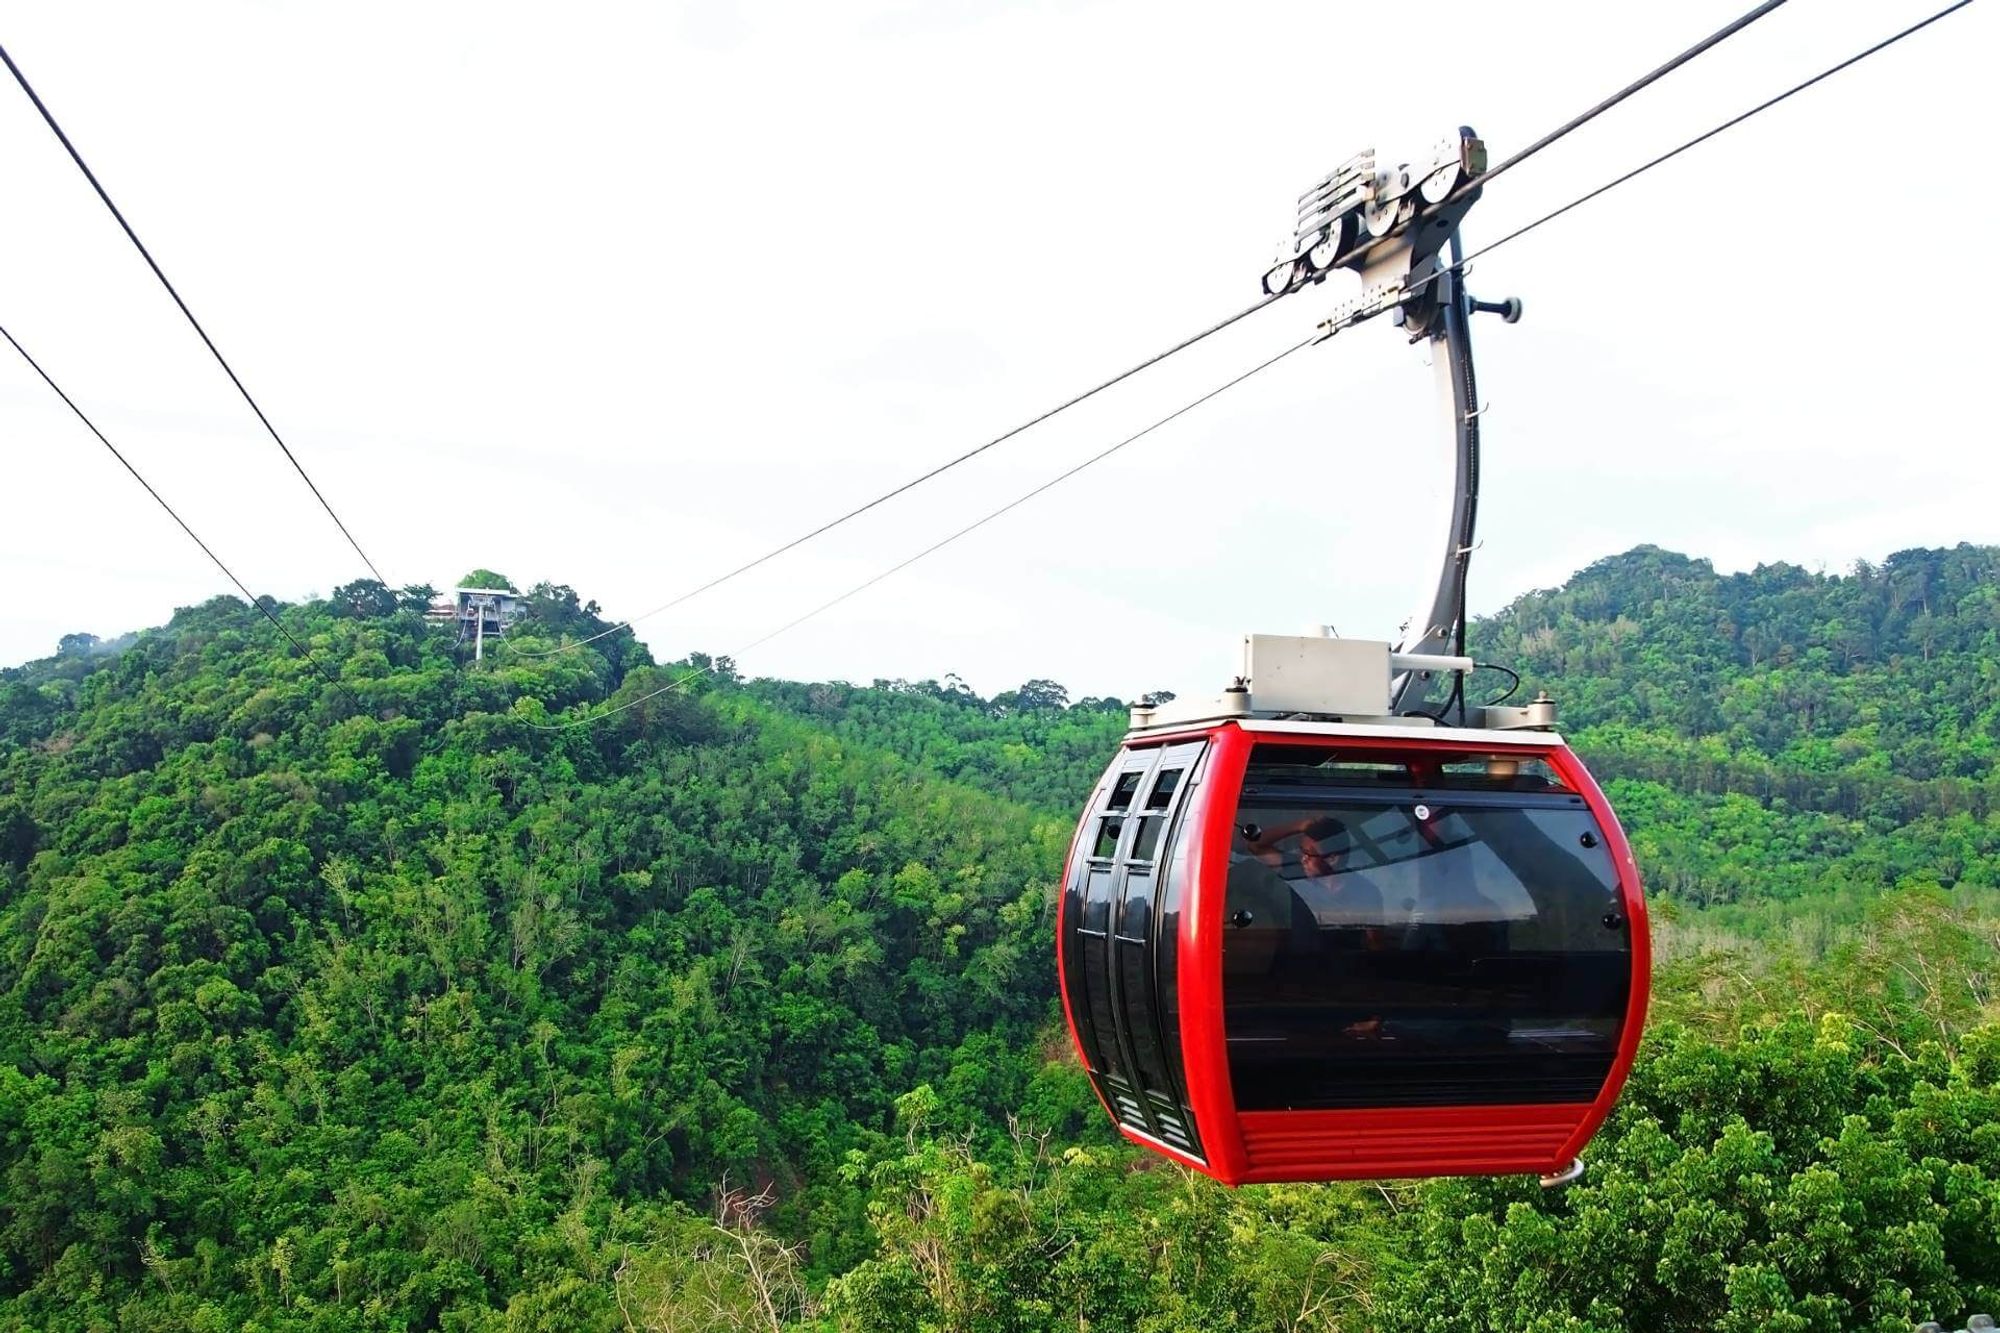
[
  {"left": 331, "top": 579, "right": 399, "bottom": 619},
  {"left": 5, "top": 546, "right": 2000, "bottom": 1332},
  {"left": 1376, "top": 1016, "right": 2000, "bottom": 1333},
  {"left": 990, "top": 679, "right": 1068, "bottom": 714},
  {"left": 398, "top": 582, "right": 440, "bottom": 612},
  {"left": 459, "top": 567, "right": 516, "bottom": 589}
]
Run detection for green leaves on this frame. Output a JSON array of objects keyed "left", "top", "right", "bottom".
[
  {"left": 5, "top": 548, "right": 2000, "bottom": 1330},
  {"left": 1374, "top": 1018, "right": 2000, "bottom": 1332},
  {"left": 0, "top": 581, "right": 1058, "bottom": 1329}
]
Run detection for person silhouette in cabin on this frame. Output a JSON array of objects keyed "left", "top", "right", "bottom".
[{"left": 1225, "top": 817, "right": 1389, "bottom": 1037}]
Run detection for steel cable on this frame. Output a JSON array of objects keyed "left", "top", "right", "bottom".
[
  {"left": 2, "top": 320, "right": 363, "bottom": 707},
  {"left": 0, "top": 41, "right": 392, "bottom": 586},
  {"left": 508, "top": 0, "right": 1795, "bottom": 662},
  {"left": 526, "top": 337, "right": 1315, "bottom": 729},
  {"left": 523, "top": 0, "right": 1977, "bottom": 731}
]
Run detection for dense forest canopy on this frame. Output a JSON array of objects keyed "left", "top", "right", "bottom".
[{"left": 0, "top": 545, "right": 1995, "bottom": 1331}]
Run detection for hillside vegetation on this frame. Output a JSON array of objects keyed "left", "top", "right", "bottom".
[{"left": 1, "top": 548, "right": 1996, "bottom": 1331}]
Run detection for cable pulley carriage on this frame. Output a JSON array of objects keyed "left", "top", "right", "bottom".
[{"left": 1058, "top": 130, "right": 1650, "bottom": 1185}]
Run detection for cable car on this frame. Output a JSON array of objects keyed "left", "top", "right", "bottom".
[
  {"left": 1056, "top": 707, "right": 1649, "bottom": 1185},
  {"left": 1057, "top": 130, "right": 1649, "bottom": 1183}
]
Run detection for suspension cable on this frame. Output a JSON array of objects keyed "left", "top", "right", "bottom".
[
  {"left": 510, "top": 3, "right": 1795, "bottom": 662},
  {"left": 506, "top": 291, "right": 1283, "bottom": 658},
  {"left": 1429, "top": 0, "right": 1977, "bottom": 292},
  {"left": 0, "top": 42, "right": 392, "bottom": 586},
  {"left": 0, "top": 0, "right": 1800, "bottom": 631},
  {"left": 523, "top": 0, "right": 1977, "bottom": 731},
  {"left": 526, "top": 337, "right": 1315, "bottom": 730},
  {"left": 2, "top": 321, "right": 360, "bottom": 705},
  {"left": 1460, "top": 0, "right": 1791, "bottom": 200}
]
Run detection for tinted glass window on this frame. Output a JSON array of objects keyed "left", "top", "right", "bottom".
[
  {"left": 1249, "top": 751, "right": 1574, "bottom": 795},
  {"left": 1131, "top": 815, "right": 1164, "bottom": 862},
  {"left": 1223, "top": 745, "right": 1631, "bottom": 1110},
  {"left": 1061, "top": 744, "right": 1206, "bottom": 1159},
  {"left": 1061, "top": 899, "right": 1104, "bottom": 1073},
  {"left": 1120, "top": 935, "right": 1171, "bottom": 1095},
  {"left": 1159, "top": 817, "right": 1192, "bottom": 1101},
  {"left": 1070, "top": 867, "right": 1117, "bottom": 1077},
  {"left": 1117, "top": 875, "right": 1153, "bottom": 938},
  {"left": 1082, "top": 867, "right": 1113, "bottom": 936}
]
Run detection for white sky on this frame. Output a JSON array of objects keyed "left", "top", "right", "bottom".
[{"left": 2, "top": 0, "right": 1992, "bottom": 702}]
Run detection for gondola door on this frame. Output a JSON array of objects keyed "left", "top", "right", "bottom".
[{"left": 1062, "top": 739, "right": 1206, "bottom": 1160}]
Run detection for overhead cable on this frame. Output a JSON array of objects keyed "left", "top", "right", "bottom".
[
  {"left": 1431, "top": 0, "right": 1978, "bottom": 288},
  {"left": 1, "top": 321, "right": 359, "bottom": 705},
  {"left": 505, "top": 291, "right": 1285, "bottom": 658},
  {"left": 514, "top": 2, "right": 1790, "bottom": 660},
  {"left": 1454, "top": 0, "right": 1791, "bottom": 201},
  {"left": 526, "top": 337, "right": 1316, "bottom": 730},
  {"left": 0, "top": 42, "right": 391, "bottom": 586},
  {"left": 523, "top": 0, "right": 1979, "bottom": 733}
]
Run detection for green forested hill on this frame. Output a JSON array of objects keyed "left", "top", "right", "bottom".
[
  {"left": 1, "top": 549, "right": 1997, "bottom": 1331},
  {"left": 1467, "top": 547, "right": 2000, "bottom": 921},
  {"left": 1480, "top": 543, "right": 1999, "bottom": 804},
  {"left": 0, "top": 585, "right": 1085, "bottom": 1328},
  {"left": 744, "top": 676, "right": 1130, "bottom": 814},
  {"left": 750, "top": 547, "right": 2000, "bottom": 916}
]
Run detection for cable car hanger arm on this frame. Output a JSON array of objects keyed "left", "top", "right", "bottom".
[{"left": 1260, "top": 129, "right": 1523, "bottom": 718}]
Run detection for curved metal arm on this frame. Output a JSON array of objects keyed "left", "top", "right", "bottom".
[
  {"left": 1275, "top": 132, "right": 1508, "bottom": 717},
  {"left": 1389, "top": 238, "right": 1479, "bottom": 711}
]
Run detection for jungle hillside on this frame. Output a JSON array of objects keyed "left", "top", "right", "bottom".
[{"left": 1, "top": 544, "right": 1996, "bottom": 1331}]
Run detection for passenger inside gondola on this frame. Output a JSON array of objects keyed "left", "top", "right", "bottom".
[
  {"left": 1224, "top": 821, "right": 1328, "bottom": 986},
  {"left": 1226, "top": 817, "right": 1391, "bottom": 1040}
]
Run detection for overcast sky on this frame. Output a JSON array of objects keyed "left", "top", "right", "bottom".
[{"left": 2, "top": 0, "right": 1992, "bottom": 702}]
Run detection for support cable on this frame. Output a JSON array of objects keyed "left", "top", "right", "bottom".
[
  {"left": 512, "top": 0, "right": 1792, "bottom": 661},
  {"left": 526, "top": 0, "right": 1978, "bottom": 732},
  {"left": 0, "top": 41, "right": 391, "bottom": 585},
  {"left": 1456, "top": 0, "right": 1791, "bottom": 200},
  {"left": 1, "top": 321, "right": 360, "bottom": 706},
  {"left": 527, "top": 337, "right": 1315, "bottom": 730},
  {"left": 507, "top": 292, "right": 1283, "bottom": 657},
  {"left": 1, "top": 0, "right": 1795, "bottom": 625},
  {"left": 1425, "top": 0, "right": 1976, "bottom": 292}
]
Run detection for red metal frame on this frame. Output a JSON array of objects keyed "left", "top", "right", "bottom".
[{"left": 1057, "top": 721, "right": 1652, "bottom": 1186}]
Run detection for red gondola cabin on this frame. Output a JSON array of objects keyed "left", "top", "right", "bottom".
[{"left": 1057, "top": 719, "right": 1650, "bottom": 1184}]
